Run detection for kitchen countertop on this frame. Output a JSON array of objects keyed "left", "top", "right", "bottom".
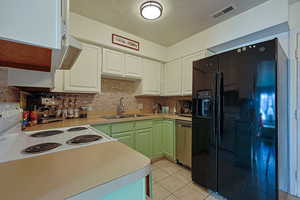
[
  {"left": 0, "top": 141, "right": 151, "bottom": 200},
  {"left": 25, "top": 114, "right": 191, "bottom": 131}
]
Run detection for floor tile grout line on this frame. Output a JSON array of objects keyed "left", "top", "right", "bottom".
[
  {"left": 157, "top": 178, "right": 211, "bottom": 200},
  {"left": 158, "top": 179, "right": 190, "bottom": 196},
  {"left": 153, "top": 160, "right": 211, "bottom": 200}
]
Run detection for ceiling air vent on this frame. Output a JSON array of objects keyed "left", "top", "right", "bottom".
[{"left": 212, "top": 5, "right": 236, "bottom": 18}]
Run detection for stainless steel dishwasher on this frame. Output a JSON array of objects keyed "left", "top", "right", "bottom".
[{"left": 176, "top": 120, "right": 192, "bottom": 168}]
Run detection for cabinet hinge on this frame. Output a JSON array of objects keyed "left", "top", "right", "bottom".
[{"left": 295, "top": 170, "right": 298, "bottom": 181}]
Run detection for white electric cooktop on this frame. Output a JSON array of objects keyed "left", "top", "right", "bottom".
[{"left": 0, "top": 125, "right": 114, "bottom": 163}]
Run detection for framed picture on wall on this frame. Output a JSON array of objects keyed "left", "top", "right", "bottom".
[{"left": 112, "top": 34, "right": 140, "bottom": 51}]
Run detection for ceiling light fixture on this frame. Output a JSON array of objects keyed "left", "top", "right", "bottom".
[{"left": 140, "top": 1, "right": 163, "bottom": 20}]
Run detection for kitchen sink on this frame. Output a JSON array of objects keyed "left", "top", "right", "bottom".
[{"left": 102, "top": 114, "right": 146, "bottom": 120}]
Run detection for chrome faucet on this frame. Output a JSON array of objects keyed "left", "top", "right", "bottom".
[{"left": 117, "top": 97, "right": 126, "bottom": 115}]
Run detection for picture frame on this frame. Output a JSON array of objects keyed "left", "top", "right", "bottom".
[{"left": 112, "top": 34, "right": 140, "bottom": 51}]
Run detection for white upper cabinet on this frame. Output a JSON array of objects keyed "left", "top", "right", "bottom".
[
  {"left": 0, "top": 0, "right": 61, "bottom": 49},
  {"left": 125, "top": 54, "right": 143, "bottom": 79},
  {"left": 164, "top": 59, "right": 182, "bottom": 96},
  {"left": 140, "top": 59, "right": 161, "bottom": 95},
  {"left": 63, "top": 43, "right": 101, "bottom": 93},
  {"left": 182, "top": 51, "right": 206, "bottom": 95},
  {"left": 102, "top": 48, "right": 125, "bottom": 77}
]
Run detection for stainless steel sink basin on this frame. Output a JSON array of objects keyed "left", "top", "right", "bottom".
[{"left": 102, "top": 114, "right": 146, "bottom": 120}]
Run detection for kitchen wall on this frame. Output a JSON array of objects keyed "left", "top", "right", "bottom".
[
  {"left": 62, "top": 77, "right": 192, "bottom": 115},
  {"left": 0, "top": 69, "right": 19, "bottom": 102},
  {"left": 70, "top": 13, "right": 168, "bottom": 62},
  {"left": 167, "top": 0, "right": 289, "bottom": 61},
  {"left": 44, "top": 78, "right": 147, "bottom": 114},
  {"left": 287, "top": 1, "right": 300, "bottom": 196},
  {"left": 0, "top": 68, "right": 190, "bottom": 114},
  {"left": 30, "top": 78, "right": 188, "bottom": 115}
]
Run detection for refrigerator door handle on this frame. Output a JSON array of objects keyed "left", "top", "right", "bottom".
[
  {"left": 216, "top": 72, "right": 223, "bottom": 146},
  {"left": 213, "top": 73, "right": 218, "bottom": 146}
]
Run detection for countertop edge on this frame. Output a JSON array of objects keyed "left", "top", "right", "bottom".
[
  {"left": 24, "top": 114, "right": 191, "bottom": 132},
  {"left": 66, "top": 163, "right": 151, "bottom": 200}
]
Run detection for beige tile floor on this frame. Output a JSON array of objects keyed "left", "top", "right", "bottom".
[
  {"left": 151, "top": 159, "right": 300, "bottom": 200},
  {"left": 151, "top": 159, "right": 224, "bottom": 200}
]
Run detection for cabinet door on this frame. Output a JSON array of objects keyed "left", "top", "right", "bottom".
[
  {"left": 152, "top": 121, "right": 163, "bottom": 158},
  {"left": 0, "top": 0, "right": 61, "bottom": 49},
  {"left": 135, "top": 128, "right": 153, "bottom": 158},
  {"left": 64, "top": 43, "right": 101, "bottom": 93},
  {"left": 113, "top": 131, "right": 135, "bottom": 149},
  {"left": 142, "top": 59, "right": 161, "bottom": 95},
  {"left": 102, "top": 48, "right": 125, "bottom": 77},
  {"left": 182, "top": 52, "right": 205, "bottom": 95},
  {"left": 162, "top": 120, "right": 175, "bottom": 160},
  {"left": 164, "top": 59, "right": 182, "bottom": 96},
  {"left": 125, "top": 54, "right": 142, "bottom": 79}
]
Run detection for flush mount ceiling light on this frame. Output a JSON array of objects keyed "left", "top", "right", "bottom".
[{"left": 140, "top": 1, "right": 163, "bottom": 20}]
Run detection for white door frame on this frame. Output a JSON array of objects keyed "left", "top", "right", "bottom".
[
  {"left": 296, "top": 31, "right": 300, "bottom": 196},
  {"left": 290, "top": 29, "right": 300, "bottom": 196}
]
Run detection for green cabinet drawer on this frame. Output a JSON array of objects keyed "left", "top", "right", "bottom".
[
  {"left": 112, "top": 131, "right": 135, "bottom": 149},
  {"left": 112, "top": 122, "right": 135, "bottom": 133},
  {"left": 92, "top": 124, "right": 112, "bottom": 136},
  {"left": 135, "top": 120, "right": 153, "bottom": 130},
  {"left": 135, "top": 128, "right": 153, "bottom": 158}
]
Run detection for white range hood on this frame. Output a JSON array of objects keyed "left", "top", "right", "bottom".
[
  {"left": 54, "top": 0, "right": 82, "bottom": 70},
  {"left": 55, "top": 35, "right": 82, "bottom": 70}
]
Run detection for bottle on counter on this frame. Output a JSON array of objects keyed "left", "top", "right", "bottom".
[
  {"left": 74, "top": 98, "right": 80, "bottom": 118},
  {"left": 56, "top": 104, "right": 63, "bottom": 118},
  {"left": 22, "top": 111, "right": 30, "bottom": 130},
  {"left": 30, "top": 105, "right": 38, "bottom": 126},
  {"left": 80, "top": 106, "right": 88, "bottom": 118},
  {"left": 62, "top": 98, "right": 69, "bottom": 120},
  {"left": 67, "top": 98, "right": 74, "bottom": 118}
]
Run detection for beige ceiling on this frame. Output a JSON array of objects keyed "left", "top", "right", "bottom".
[{"left": 70, "top": 0, "right": 269, "bottom": 47}]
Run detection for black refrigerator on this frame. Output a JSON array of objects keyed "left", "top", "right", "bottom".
[{"left": 192, "top": 39, "right": 289, "bottom": 200}]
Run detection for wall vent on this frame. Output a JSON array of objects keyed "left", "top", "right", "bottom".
[{"left": 212, "top": 5, "right": 236, "bottom": 18}]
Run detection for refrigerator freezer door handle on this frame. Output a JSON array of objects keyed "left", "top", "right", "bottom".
[{"left": 216, "top": 72, "right": 223, "bottom": 145}]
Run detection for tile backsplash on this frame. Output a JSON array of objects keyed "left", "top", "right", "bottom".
[
  {"left": 0, "top": 69, "right": 191, "bottom": 114},
  {"left": 0, "top": 69, "right": 20, "bottom": 103},
  {"left": 49, "top": 78, "right": 150, "bottom": 114}
]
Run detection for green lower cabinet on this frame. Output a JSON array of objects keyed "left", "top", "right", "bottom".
[
  {"left": 112, "top": 122, "right": 135, "bottom": 133},
  {"left": 135, "top": 128, "right": 153, "bottom": 158},
  {"left": 92, "top": 119, "right": 176, "bottom": 160},
  {"left": 152, "top": 121, "right": 163, "bottom": 158},
  {"left": 92, "top": 124, "right": 112, "bottom": 136},
  {"left": 112, "top": 131, "right": 135, "bottom": 149},
  {"left": 162, "top": 120, "right": 176, "bottom": 160}
]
